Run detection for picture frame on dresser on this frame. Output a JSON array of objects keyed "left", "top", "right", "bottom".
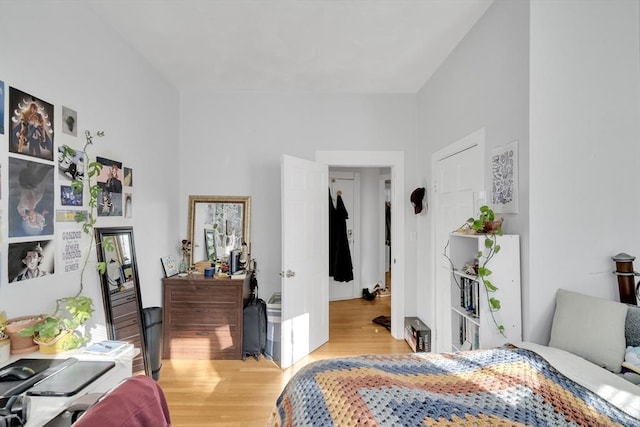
[
  {"left": 160, "top": 255, "right": 179, "bottom": 278},
  {"left": 94, "top": 226, "right": 150, "bottom": 377}
]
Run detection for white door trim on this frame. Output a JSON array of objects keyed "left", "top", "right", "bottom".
[{"left": 316, "top": 151, "right": 405, "bottom": 339}]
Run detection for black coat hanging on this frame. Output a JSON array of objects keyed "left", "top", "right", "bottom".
[{"left": 329, "top": 192, "right": 353, "bottom": 282}]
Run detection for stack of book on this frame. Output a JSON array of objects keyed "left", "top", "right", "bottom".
[{"left": 82, "top": 340, "right": 131, "bottom": 356}]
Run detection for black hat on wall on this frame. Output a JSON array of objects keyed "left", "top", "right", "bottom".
[{"left": 410, "top": 187, "right": 426, "bottom": 215}]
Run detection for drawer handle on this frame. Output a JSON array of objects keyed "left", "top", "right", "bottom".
[{"left": 195, "top": 331, "right": 211, "bottom": 336}]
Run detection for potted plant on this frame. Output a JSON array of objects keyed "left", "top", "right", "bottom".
[
  {"left": 19, "top": 130, "right": 105, "bottom": 352},
  {"left": 20, "top": 296, "right": 94, "bottom": 353}
]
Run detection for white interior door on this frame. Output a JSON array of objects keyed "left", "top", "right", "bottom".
[
  {"left": 280, "top": 154, "right": 329, "bottom": 369},
  {"left": 432, "top": 129, "right": 484, "bottom": 352}
]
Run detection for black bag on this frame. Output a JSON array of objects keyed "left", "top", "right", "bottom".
[{"left": 242, "top": 275, "right": 267, "bottom": 361}]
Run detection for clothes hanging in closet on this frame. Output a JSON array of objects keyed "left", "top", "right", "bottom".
[{"left": 329, "top": 191, "right": 353, "bottom": 282}]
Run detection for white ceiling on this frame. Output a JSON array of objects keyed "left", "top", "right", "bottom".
[{"left": 87, "top": 0, "right": 493, "bottom": 93}]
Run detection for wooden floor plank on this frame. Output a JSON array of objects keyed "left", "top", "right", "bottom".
[{"left": 158, "top": 294, "right": 410, "bottom": 426}]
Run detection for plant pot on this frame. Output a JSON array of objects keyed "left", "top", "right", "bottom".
[
  {"left": 34, "top": 330, "right": 74, "bottom": 354},
  {"left": 0, "top": 336, "right": 10, "bottom": 363},
  {"left": 483, "top": 217, "right": 503, "bottom": 234},
  {"left": 5, "top": 315, "right": 44, "bottom": 355}
]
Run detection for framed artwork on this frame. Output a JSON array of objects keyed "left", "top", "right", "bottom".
[
  {"left": 491, "top": 140, "right": 519, "bottom": 214},
  {"left": 61, "top": 106, "right": 77, "bottom": 137},
  {"left": 8, "top": 239, "right": 54, "bottom": 283},
  {"left": 8, "top": 87, "right": 54, "bottom": 161},
  {"left": 160, "top": 256, "right": 179, "bottom": 278},
  {"left": 8, "top": 157, "right": 54, "bottom": 237}
]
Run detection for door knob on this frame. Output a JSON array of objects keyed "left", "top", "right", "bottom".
[{"left": 280, "top": 270, "right": 295, "bottom": 278}]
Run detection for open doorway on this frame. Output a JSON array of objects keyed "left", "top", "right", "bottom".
[{"left": 316, "top": 151, "right": 405, "bottom": 340}]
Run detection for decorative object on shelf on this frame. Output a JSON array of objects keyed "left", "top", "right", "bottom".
[
  {"left": 179, "top": 239, "right": 191, "bottom": 273},
  {"left": 160, "top": 256, "right": 179, "bottom": 278},
  {"left": 611, "top": 252, "right": 639, "bottom": 305},
  {"left": 459, "top": 205, "right": 503, "bottom": 235}
]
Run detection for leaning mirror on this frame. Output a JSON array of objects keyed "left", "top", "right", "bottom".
[
  {"left": 95, "top": 226, "right": 150, "bottom": 376},
  {"left": 188, "top": 195, "right": 251, "bottom": 267}
]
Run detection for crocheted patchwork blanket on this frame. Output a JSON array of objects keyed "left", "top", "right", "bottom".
[{"left": 269, "top": 347, "right": 639, "bottom": 426}]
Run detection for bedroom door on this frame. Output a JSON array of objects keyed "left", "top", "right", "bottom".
[{"left": 280, "top": 154, "right": 329, "bottom": 369}]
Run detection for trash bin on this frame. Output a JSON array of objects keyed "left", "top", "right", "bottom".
[
  {"left": 265, "top": 293, "right": 281, "bottom": 362},
  {"left": 142, "top": 306, "right": 163, "bottom": 380}
]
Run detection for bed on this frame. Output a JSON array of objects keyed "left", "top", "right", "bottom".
[{"left": 268, "top": 289, "right": 640, "bottom": 426}]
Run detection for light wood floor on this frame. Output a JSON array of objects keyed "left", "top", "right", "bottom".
[{"left": 157, "top": 294, "right": 409, "bottom": 427}]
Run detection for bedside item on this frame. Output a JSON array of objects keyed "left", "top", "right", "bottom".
[{"left": 612, "top": 252, "right": 639, "bottom": 305}]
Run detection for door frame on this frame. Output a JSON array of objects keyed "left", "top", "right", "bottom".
[{"left": 316, "top": 151, "right": 405, "bottom": 339}]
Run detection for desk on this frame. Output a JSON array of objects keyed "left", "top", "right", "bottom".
[{"left": 0, "top": 346, "right": 138, "bottom": 427}]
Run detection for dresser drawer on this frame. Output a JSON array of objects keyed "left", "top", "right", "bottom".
[
  {"left": 164, "top": 330, "right": 240, "bottom": 359},
  {"left": 166, "top": 285, "right": 240, "bottom": 305},
  {"left": 167, "top": 307, "right": 239, "bottom": 329}
]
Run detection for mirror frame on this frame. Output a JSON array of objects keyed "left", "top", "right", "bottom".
[
  {"left": 94, "top": 226, "right": 150, "bottom": 377},
  {"left": 187, "top": 195, "right": 251, "bottom": 267}
]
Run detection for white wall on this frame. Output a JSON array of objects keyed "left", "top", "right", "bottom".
[
  {"left": 416, "top": 1, "right": 530, "bottom": 336},
  {"left": 179, "top": 93, "right": 419, "bottom": 307},
  {"left": 529, "top": 0, "right": 640, "bottom": 344},
  {"left": 359, "top": 168, "right": 380, "bottom": 290},
  {"left": 0, "top": 3, "right": 179, "bottom": 336}
]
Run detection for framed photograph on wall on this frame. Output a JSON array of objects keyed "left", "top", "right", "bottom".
[
  {"left": 160, "top": 256, "right": 178, "bottom": 278},
  {"left": 491, "top": 140, "right": 519, "bottom": 214}
]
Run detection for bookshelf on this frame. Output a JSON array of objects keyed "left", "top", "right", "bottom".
[{"left": 447, "top": 232, "right": 521, "bottom": 351}]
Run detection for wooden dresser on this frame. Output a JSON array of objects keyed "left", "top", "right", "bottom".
[{"left": 162, "top": 274, "right": 250, "bottom": 359}]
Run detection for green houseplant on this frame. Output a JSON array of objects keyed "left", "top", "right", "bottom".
[
  {"left": 446, "top": 205, "right": 506, "bottom": 336},
  {"left": 20, "top": 130, "right": 107, "bottom": 352}
]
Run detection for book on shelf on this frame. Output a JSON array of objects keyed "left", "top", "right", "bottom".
[{"left": 82, "top": 340, "right": 130, "bottom": 356}]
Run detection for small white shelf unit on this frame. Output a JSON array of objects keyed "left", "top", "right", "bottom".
[{"left": 447, "top": 232, "right": 521, "bottom": 352}]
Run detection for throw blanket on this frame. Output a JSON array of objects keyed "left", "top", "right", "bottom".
[{"left": 268, "top": 347, "right": 639, "bottom": 426}]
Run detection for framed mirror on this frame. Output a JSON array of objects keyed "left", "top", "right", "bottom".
[
  {"left": 188, "top": 195, "right": 251, "bottom": 267},
  {"left": 95, "top": 226, "right": 150, "bottom": 376}
]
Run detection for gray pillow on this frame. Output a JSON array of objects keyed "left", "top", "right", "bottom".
[
  {"left": 549, "top": 289, "right": 628, "bottom": 373},
  {"left": 626, "top": 305, "right": 640, "bottom": 347}
]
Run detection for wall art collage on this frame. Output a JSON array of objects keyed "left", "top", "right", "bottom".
[{"left": 0, "top": 81, "right": 133, "bottom": 284}]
